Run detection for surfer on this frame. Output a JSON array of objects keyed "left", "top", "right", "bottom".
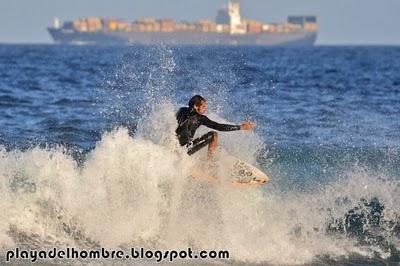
[{"left": 176, "top": 95, "right": 254, "bottom": 158}]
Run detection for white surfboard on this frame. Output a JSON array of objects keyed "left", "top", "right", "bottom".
[
  {"left": 229, "top": 157, "right": 269, "bottom": 184},
  {"left": 190, "top": 154, "right": 269, "bottom": 186}
]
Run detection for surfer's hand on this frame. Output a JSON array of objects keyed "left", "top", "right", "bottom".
[{"left": 240, "top": 121, "right": 255, "bottom": 130}]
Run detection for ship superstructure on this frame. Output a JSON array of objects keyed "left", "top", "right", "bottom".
[{"left": 48, "top": 1, "right": 317, "bottom": 46}]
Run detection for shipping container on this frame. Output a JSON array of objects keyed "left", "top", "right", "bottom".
[
  {"left": 159, "top": 19, "right": 175, "bottom": 32},
  {"left": 245, "top": 19, "right": 262, "bottom": 33}
]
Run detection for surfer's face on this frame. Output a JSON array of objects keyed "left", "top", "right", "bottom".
[{"left": 195, "top": 101, "right": 207, "bottom": 115}]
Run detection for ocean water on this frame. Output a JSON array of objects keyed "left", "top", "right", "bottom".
[{"left": 0, "top": 44, "right": 399, "bottom": 265}]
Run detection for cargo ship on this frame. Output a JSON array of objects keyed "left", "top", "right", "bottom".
[{"left": 48, "top": 1, "right": 317, "bottom": 46}]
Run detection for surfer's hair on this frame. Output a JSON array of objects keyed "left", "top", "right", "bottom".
[{"left": 188, "top": 95, "right": 206, "bottom": 110}]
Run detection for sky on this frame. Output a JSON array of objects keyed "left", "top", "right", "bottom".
[{"left": 0, "top": 0, "right": 399, "bottom": 45}]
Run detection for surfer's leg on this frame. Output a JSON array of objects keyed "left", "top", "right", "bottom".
[
  {"left": 187, "top": 131, "right": 216, "bottom": 156},
  {"left": 207, "top": 131, "right": 218, "bottom": 158}
]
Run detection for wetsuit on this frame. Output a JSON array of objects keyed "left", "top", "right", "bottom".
[{"left": 176, "top": 107, "right": 241, "bottom": 155}]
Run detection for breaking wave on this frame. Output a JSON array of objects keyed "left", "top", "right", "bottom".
[{"left": 0, "top": 102, "right": 399, "bottom": 265}]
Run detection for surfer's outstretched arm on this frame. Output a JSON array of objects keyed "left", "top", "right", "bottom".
[
  {"left": 199, "top": 116, "right": 255, "bottom": 131},
  {"left": 198, "top": 116, "right": 255, "bottom": 158},
  {"left": 199, "top": 115, "right": 241, "bottom": 131}
]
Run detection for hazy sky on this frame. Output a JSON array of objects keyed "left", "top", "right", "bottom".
[{"left": 0, "top": 0, "right": 399, "bottom": 45}]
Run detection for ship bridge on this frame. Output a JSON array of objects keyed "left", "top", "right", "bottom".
[{"left": 216, "top": 1, "right": 246, "bottom": 35}]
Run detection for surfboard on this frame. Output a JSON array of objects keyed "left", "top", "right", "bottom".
[
  {"left": 190, "top": 154, "right": 269, "bottom": 186},
  {"left": 230, "top": 157, "right": 269, "bottom": 185}
]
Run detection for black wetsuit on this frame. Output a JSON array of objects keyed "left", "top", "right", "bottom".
[{"left": 176, "top": 107, "right": 241, "bottom": 155}]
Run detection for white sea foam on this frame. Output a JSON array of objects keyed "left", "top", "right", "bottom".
[{"left": 0, "top": 103, "right": 399, "bottom": 265}]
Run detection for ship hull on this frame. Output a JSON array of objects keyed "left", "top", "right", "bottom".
[{"left": 48, "top": 28, "right": 316, "bottom": 46}]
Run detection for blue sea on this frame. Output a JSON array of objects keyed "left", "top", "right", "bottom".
[{"left": 0, "top": 44, "right": 399, "bottom": 265}]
